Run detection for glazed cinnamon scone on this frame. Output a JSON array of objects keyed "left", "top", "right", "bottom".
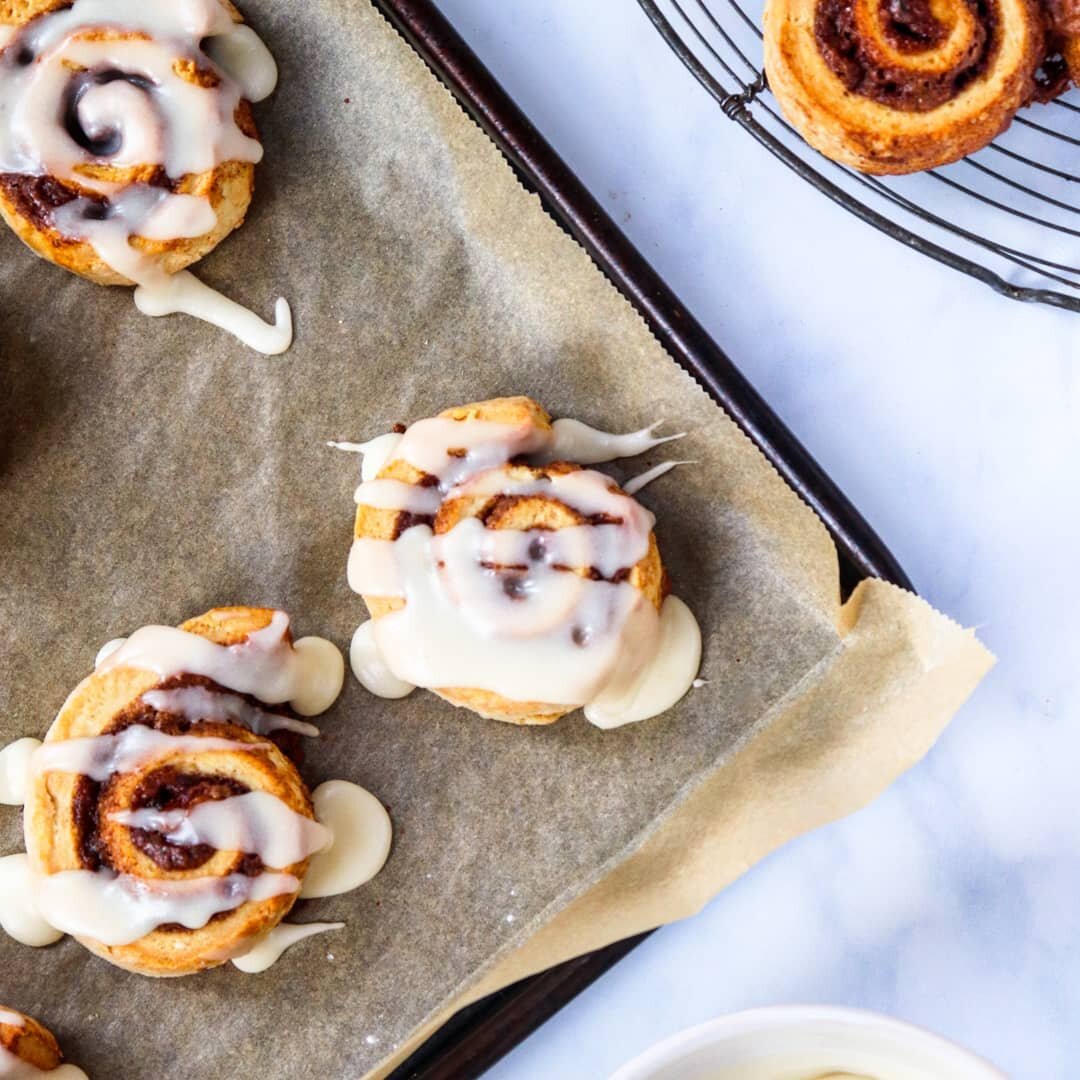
[
  {"left": 0, "top": 1007, "right": 86, "bottom": 1078},
  {"left": 344, "top": 396, "right": 702, "bottom": 727},
  {"left": 763, "top": 0, "right": 1046, "bottom": 173},
  {"left": 0, "top": 0, "right": 291, "bottom": 352},
  {"left": 0, "top": 606, "right": 392, "bottom": 977}
]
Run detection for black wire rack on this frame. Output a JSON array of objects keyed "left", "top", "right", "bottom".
[{"left": 639, "top": 0, "right": 1080, "bottom": 312}]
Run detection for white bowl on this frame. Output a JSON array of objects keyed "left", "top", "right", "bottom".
[{"left": 610, "top": 1006, "right": 1006, "bottom": 1080}]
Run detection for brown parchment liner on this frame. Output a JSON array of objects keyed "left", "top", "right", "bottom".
[{"left": 0, "top": 2, "right": 991, "bottom": 1077}]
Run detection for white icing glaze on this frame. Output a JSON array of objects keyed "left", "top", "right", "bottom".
[
  {"left": 299, "top": 781, "right": 393, "bottom": 899},
  {"left": 203, "top": 24, "right": 279, "bottom": 101},
  {"left": 0, "top": 855, "right": 63, "bottom": 948},
  {"left": 289, "top": 637, "right": 346, "bottom": 717},
  {"left": 0, "top": 739, "right": 41, "bottom": 806},
  {"left": 349, "top": 621, "right": 416, "bottom": 699},
  {"left": 97, "top": 611, "right": 343, "bottom": 715},
  {"left": 141, "top": 685, "right": 320, "bottom": 737},
  {"left": 231, "top": 920, "right": 342, "bottom": 973},
  {"left": 354, "top": 479, "right": 443, "bottom": 514},
  {"left": 0, "top": 0, "right": 290, "bottom": 354},
  {"left": 31, "top": 725, "right": 268, "bottom": 783},
  {"left": 110, "top": 791, "right": 330, "bottom": 869},
  {"left": 372, "top": 526, "right": 657, "bottom": 704},
  {"left": 348, "top": 538, "right": 406, "bottom": 597},
  {"left": 34, "top": 868, "right": 298, "bottom": 946},
  {"left": 584, "top": 596, "right": 702, "bottom": 729},
  {"left": 93, "top": 638, "right": 127, "bottom": 669},
  {"left": 622, "top": 459, "right": 691, "bottom": 496},
  {"left": 133, "top": 272, "right": 292, "bottom": 356},
  {"left": 345, "top": 413, "right": 701, "bottom": 725},
  {"left": 0, "top": 1013, "right": 22, "bottom": 1029},
  {"left": 328, "top": 432, "right": 404, "bottom": 482},
  {"left": 542, "top": 418, "right": 684, "bottom": 464}
]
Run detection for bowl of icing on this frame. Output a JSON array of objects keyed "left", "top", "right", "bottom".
[{"left": 609, "top": 1006, "right": 1005, "bottom": 1080}]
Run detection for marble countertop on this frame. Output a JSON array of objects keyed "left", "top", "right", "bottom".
[{"left": 431, "top": 2, "right": 1078, "bottom": 1078}]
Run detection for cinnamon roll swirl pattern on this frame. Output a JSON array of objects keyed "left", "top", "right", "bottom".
[
  {"left": 0, "top": 606, "right": 392, "bottom": 978},
  {"left": 0, "top": 1007, "right": 86, "bottom": 1078},
  {"left": 764, "top": 0, "right": 1049, "bottom": 173},
  {"left": 0, "top": 0, "right": 290, "bottom": 352},
  {"left": 344, "top": 396, "right": 703, "bottom": 727}
]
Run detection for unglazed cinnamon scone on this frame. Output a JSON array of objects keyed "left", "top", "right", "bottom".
[
  {"left": 0, "top": 1007, "right": 86, "bottom": 1078},
  {"left": 1045, "top": 0, "right": 1080, "bottom": 84},
  {"left": 763, "top": 0, "right": 1045, "bottom": 173},
  {"left": 0, "top": 606, "right": 392, "bottom": 978},
  {"left": 0, "top": 0, "right": 291, "bottom": 352},
  {"left": 344, "top": 396, "right": 702, "bottom": 727}
]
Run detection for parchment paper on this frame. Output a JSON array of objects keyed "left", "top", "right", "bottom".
[{"left": 0, "top": 2, "right": 992, "bottom": 1077}]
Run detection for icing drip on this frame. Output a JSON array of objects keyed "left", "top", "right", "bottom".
[
  {"left": 349, "top": 621, "right": 415, "bottom": 699},
  {"left": 0, "top": 0, "right": 291, "bottom": 354},
  {"left": 289, "top": 637, "right": 346, "bottom": 716},
  {"left": 584, "top": 597, "right": 703, "bottom": 729},
  {"left": 31, "top": 725, "right": 269, "bottom": 783},
  {"left": 300, "top": 781, "right": 393, "bottom": 899},
  {"left": 0, "top": 1013, "right": 22, "bottom": 1028},
  {"left": 344, "top": 415, "right": 701, "bottom": 725},
  {"left": 110, "top": 791, "right": 331, "bottom": 868},
  {"left": 93, "top": 638, "right": 127, "bottom": 668},
  {"left": 541, "top": 418, "right": 684, "bottom": 464},
  {"left": 622, "top": 460, "right": 692, "bottom": 496},
  {"left": 34, "top": 868, "right": 298, "bottom": 946},
  {"left": 0, "top": 739, "right": 41, "bottom": 806},
  {"left": 232, "top": 920, "right": 343, "bottom": 973},
  {"left": 97, "top": 611, "right": 344, "bottom": 716},
  {"left": 132, "top": 272, "right": 292, "bottom": 356},
  {"left": 141, "top": 685, "right": 320, "bottom": 737},
  {"left": 329, "top": 431, "right": 404, "bottom": 482},
  {"left": 0, "top": 855, "right": 64, "bottom": 947}
]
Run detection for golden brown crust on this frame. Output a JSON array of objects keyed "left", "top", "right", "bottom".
[
  {"left": 0, "top": 1008, "right": 63, "bottom": 1071},
  {"left": 354, "top": 397, "right": 666, "bottom": 726},
  {"left": 763, "top": 0, "right": 1045, "bottom": 173},
  {"left": 24, "top": 606, "right": 314, "bottom": 977},
  {"left": 0, "top": 0, "right": 255, "bottom": 284}
]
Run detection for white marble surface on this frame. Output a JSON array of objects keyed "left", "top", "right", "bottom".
[{"left": 430, "top": 2, "right": 1080, "bottom": 1078}]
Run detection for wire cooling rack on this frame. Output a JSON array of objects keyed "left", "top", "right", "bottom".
[{"left": 639, "top": 0, "right": 1080, "bottom": 312}]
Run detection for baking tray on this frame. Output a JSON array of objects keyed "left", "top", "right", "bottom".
[{"left": 373, "top": 1, "right": 915, "bottom": 1077}]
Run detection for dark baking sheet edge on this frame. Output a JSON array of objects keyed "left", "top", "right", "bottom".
[{"left": 371, "top": 1, "right": 915, "bottom": 1076}]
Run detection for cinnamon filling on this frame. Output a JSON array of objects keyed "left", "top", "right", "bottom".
[
  {"left": 814, "top": 0, "right": 1000, "bottom": 111},
  {"left": 108, "top": 672, "right": 306, "bottom": 763},
  {"left": 1044, "top": 0, "right": 1080, "bottom": 36},
  {"left": 391, "top": 511, "right": 435, "bottom": 538},
  {"left": 74, "top": 674, "right": 304, "bottom": 876},
  {"left": 127, "top": 767, "right": 254, "bottom": 872},
  {"left": 0, "top": 167, "right": 172, "bottom": 235},
  {"left": 0, "top": 174, "right": 103, "bottom": 234}
]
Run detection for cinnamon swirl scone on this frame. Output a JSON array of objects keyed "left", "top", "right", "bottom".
[
  {"left": 0, "top": 0, "right": 290, "bottom": 352},
  {"left": 0, "top": 1007, "right": 85, "bottom": 1078},
  {"left": 343, "top": 396, "right": 702, "bottom": 727},
  {"left": 1045, "top": 0, "right": 1080, "bottom": 84},
  {"left": 764, "top": 0, "right": 1046, "bottom": 173},
  {"left": 0, "top": 606, "right": 392, "bottom": 977}
]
